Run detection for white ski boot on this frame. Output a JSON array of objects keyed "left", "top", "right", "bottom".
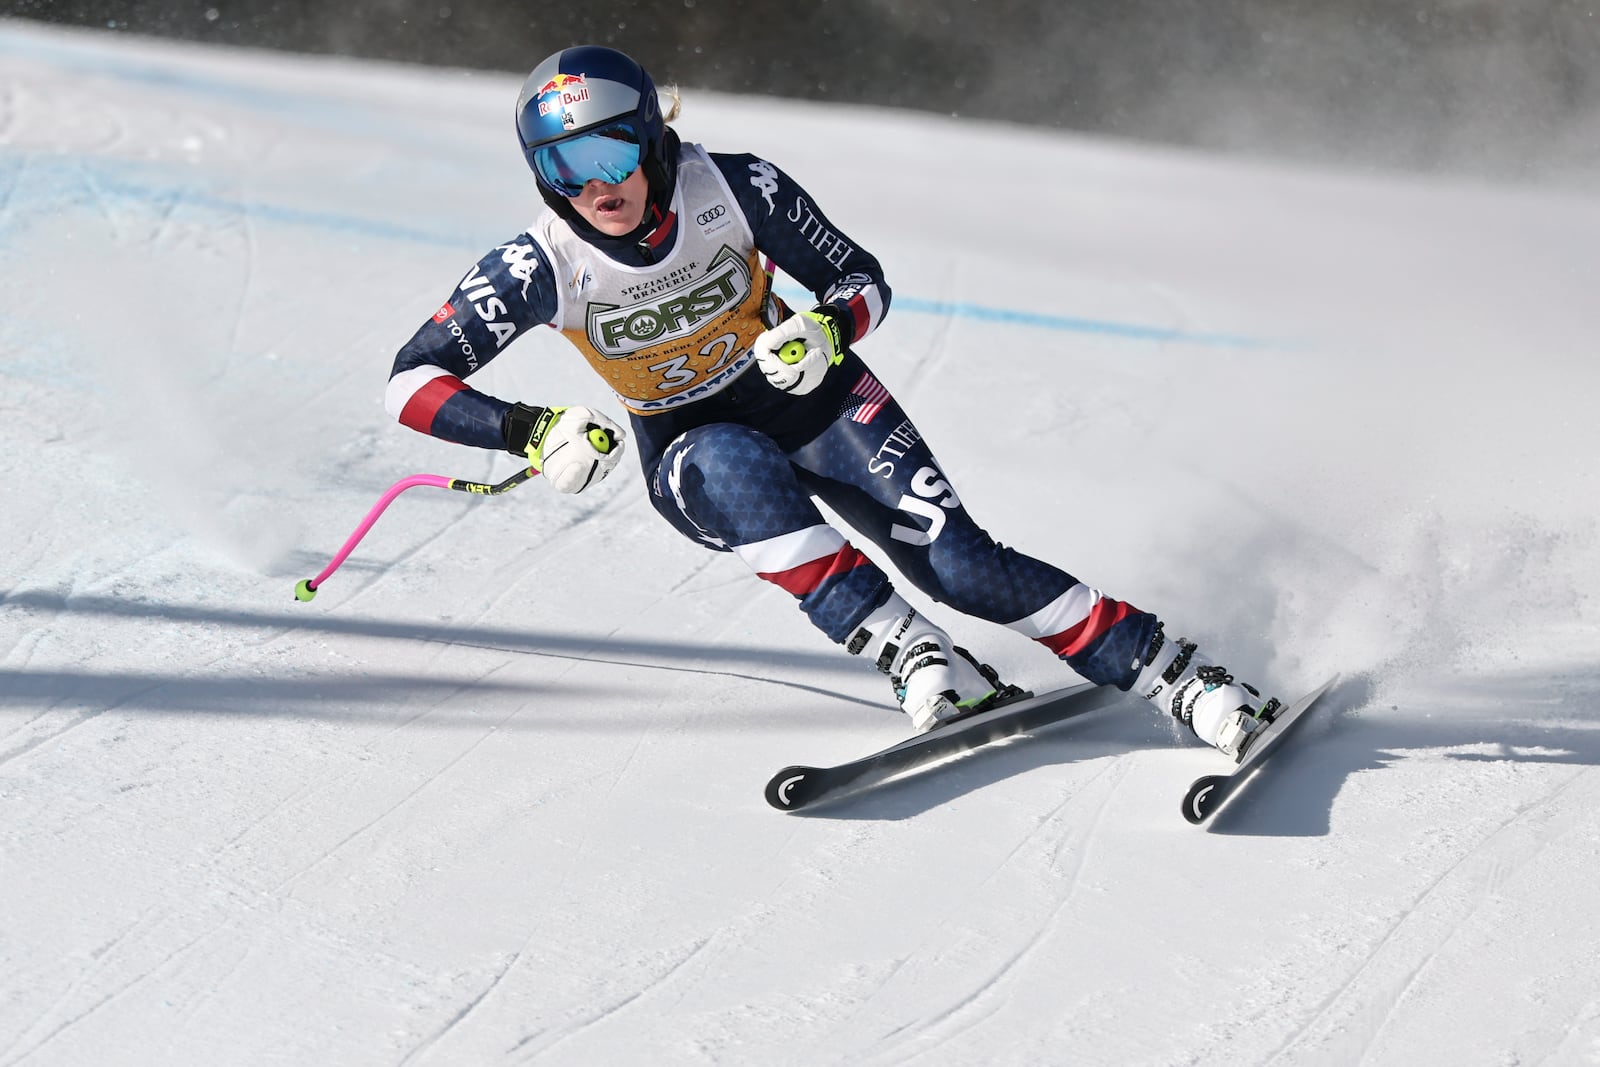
[
  {"left": 849, "top": 597, "right": 1011, "bottom": 732},
  {"left": 1132, "top": 625, "right": 1280, "bottom": 759}
]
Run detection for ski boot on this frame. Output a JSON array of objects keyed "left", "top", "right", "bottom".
[
  {"left": 1132, "top": 624, "right": 1281, "bottom": 760},
  {"left": 849, "top": 598, "right": 1019, "bottom": 732}
]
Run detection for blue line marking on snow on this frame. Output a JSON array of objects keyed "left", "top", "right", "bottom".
[
  {"left": 2, "top": 155, "right": 1275, "bottom": 350},
  {"left": 774, "top": 286, "right": 1271, "bottom": 348},
  {"left": 891, "top": 296, "right": 1268, "bottom": 348},
  {"left": 0, "top": 163, "right": 471, "bottom": 249}
]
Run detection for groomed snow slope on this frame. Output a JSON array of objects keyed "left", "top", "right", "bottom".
[{"left": 3, "top": 20, "right": 1600, "bottom": 1067}]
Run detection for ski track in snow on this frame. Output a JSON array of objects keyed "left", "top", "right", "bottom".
[
  {"left": 1265, "top": 764, "right": 1600, "bottom": 1066},
  {"left": 395, "top": 947, "right": 523, "bottom": 1066},
  {"left": 266, "top": 672, "right": 516, "bottom": 896},
  {"left": 3, "top": 20, "right": 1600, "bottom": 1067},
  {"left": 867, "top": 758, "right": 1132, "bottom": 1066},
  {"left": 507, "top": 936, "right": 718, "bottom": 1064}
]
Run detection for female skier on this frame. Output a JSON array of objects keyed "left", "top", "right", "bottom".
[{"left": 386, "top": 45, "right": 1277, "bottom": 757}]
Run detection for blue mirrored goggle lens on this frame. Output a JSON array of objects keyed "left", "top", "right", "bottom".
[{"left": 533, "top": 124, "right": 643, "bottom": 197}]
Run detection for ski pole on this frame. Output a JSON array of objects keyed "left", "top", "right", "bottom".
[{"left": 294, "top": 466, "right": 538, "bottom": 602}]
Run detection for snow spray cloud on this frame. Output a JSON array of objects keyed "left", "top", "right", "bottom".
[{"left": 7, "top": 158, "right": 307, "bottom": 575}]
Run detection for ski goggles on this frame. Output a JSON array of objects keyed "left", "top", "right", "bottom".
[{"left": 531, "top": 122, "right": 643, "bottom": 198}]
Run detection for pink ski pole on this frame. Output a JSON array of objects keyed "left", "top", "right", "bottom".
[{"left": 294, "top": 466, "right": 539, "bottom": 602}]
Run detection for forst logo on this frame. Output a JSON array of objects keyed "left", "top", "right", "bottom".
[
  {"left": 537, "top": 72, "right": 590, "bottom": 117},
  {"left": 588, "top": 246, "right": 752, "bottom": 354}
]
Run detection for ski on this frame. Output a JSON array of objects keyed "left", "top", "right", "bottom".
[
  {"left": 1181, "top": 675, "right": 1340, "bottom": 826},
  {"left": 765, "top": 682, "right": 1122, "bottom": 812}
]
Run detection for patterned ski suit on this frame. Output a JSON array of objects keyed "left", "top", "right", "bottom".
[{"left": 386, "top": 141, "right": 1158, "bottom": 689}]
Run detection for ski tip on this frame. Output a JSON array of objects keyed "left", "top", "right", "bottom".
[
  {"left": 1183, "top": 775, "right": 1223, "bottom": 825},
  {"left": 765, "top": 766, "right": 819, "bottom": 811}
]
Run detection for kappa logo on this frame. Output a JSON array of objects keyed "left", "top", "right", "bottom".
[
  {"left": 495, "top": 241, "right": 541, "bottom": 300},
  {"left": 748, "top": 160, "right": 778, "bottom": 214}
]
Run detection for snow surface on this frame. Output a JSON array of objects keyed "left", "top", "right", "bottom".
[{"left": 3, "top": 19, "right": 1600, "bottom": 1067}]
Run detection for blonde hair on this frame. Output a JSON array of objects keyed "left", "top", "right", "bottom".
[{"left": 661, "top": 84, "right": 681, "bottom": 124}]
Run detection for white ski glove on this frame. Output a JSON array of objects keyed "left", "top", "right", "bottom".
[
  {"left": 751, "top": 308, "right": 846, "bottom": 395},
  {"left": 504, "top": 403, "right": 625, "bottom": 494}
]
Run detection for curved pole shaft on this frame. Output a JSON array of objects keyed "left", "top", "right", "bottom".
[{"left": 296, "top": 466, "right": 538, "bottom": 600}]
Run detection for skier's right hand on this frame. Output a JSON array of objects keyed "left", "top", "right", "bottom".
[
  {"left": 752, "top": 308, "right": 845, "bottom": 395},
  {"left": 503, "top": 402, "right": 625, "bottom": 494}
]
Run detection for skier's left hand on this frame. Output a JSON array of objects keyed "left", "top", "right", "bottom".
[
  {"left": 504, "top": 403, "right": 625, "bottom": 494},
  {"left": 752, "top": 307, "right": 845, "bottom": 395}
]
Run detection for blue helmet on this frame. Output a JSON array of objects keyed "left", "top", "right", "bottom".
[{"left": 515, "top": 46, "right": 672, "bottom": 222}]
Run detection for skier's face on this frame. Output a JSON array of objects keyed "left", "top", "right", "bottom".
[{"left": 568, "top": 166, "right": 649, "bottom": 236}]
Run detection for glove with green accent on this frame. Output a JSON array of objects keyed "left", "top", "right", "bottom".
[
  {"left": 751, "top": 307, "right": 846, "bottom": 395},
  {"left": 503, "top": 403, "right": 625, "bottom": 494}
]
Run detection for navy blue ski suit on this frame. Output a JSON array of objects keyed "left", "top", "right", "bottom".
[{"left": 386, "top": 139, "right": 1157, "bottom": 689}]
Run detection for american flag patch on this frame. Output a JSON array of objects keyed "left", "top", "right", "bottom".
[{"left": 839, "top": 372, "right": 891, "bottom": 424}]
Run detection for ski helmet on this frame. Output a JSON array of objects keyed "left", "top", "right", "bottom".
[{"left": 515, "top": 46, "right": 670, "bottom": 220}]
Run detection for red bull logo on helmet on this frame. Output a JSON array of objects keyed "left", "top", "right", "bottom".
[{"left": 536, "top": 72, "right": 591, "bottom": 119}]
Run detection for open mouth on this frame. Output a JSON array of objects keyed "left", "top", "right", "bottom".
[{"left": 595, "top": 196, "right": 626, "bottom": 214}]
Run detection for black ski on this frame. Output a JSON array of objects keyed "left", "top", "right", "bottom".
[
  {"left": 1181, "top": 675, "right": 1339, "bottom": 825},
  {"left": 765, "top": 683, "right": 1122, "bottom": 812}
]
